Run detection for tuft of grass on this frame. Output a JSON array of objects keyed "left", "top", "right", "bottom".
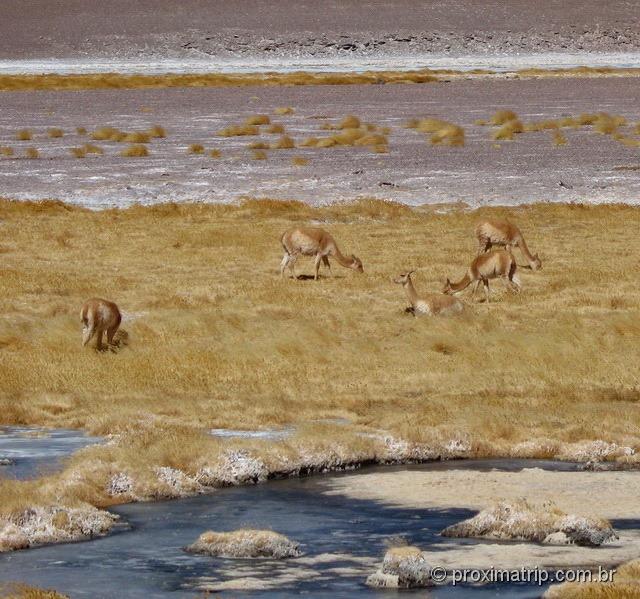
[
  {"left": 248, "top": 141, "right": 270, "bottom": 150},
  {"left": 316, "top": 137, "right": 338, "bottom": 148},
  {"left": 267, "top": 123, "right": 285, "bottom": 134},
  {"left": 490, "top": 110, "right": 519, "bottom": 125},
  {"left": 76, "top": 127, "right": 87, "bottom": 136},
  {"left": 123, "top": 132, "right": 151, "bottom": 143},
  {"left": 82, "top": 143, "right": 103, "bottom": 155},
  {"left": 188, "top": 144, "right": 205, "bottom": 154},
  {"left": 91, "top": 127, "right": 122, "bottom": 141},
  {"left": 252, "top": 149, "right": 268, "bottom": 160},
  {"left": 492, "top": 120, "right": 524, "bottom": 141},
  {"left": 24, "top": 147, "right": 39, "bottom": 159},
  {"left": 274, "top": 107, "right": 294, "bottom": 115},
  {"left": 70, "top": 147, "right": 86, "bottom": 158},
  {"left": 16, "top": 129, "right": 33, "bottom": 141},
  {"left": 330, "top": 128, "right": 366, "bottom": 145},
  {"left": 47, "top": 128, "right": 64, "bottom": 138},
  {"left": 209, "top": 149, "right": 221, "bottom": 158},
  {"left": 354, "top": 133, "right": 388, "bottom": 147},
  {"left": 474, "top": 119, "right": 488, "bottom": 126},
  {"left": 218, "top": 124, "right": 260, "bottom": 137},
  {"left": 0, "top": 146, "right": 14, "bottom": 157},
  {"left": 339, "top": 115, "right": 361, "bottom": 129},
  {"left": 245, "top": 115, "right": 270, "bottom": 126},
  {"left": 292, "top": 156, "right": 308, "bottom": 166},
  {"left": 148, "top": 125, "right": 166, "bottom": 138},
  {"left": 271, "top": 135, "right": 295, "bottom": 149},
  {"left": 373, "top": 144, "right": 388, "bottom": 153},
  {"left": 1, "top": 584, "right": 70, "bottom": 599},
  {"left": 552, "top": 130, "right": 568, "bottom": 146},
  {"left": 300, "top": 137, "right": 319, "bottom": 147},
  {"left": 120, "top": 144, "right": 149, "bottom": 157}
]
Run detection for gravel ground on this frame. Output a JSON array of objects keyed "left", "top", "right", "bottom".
[{"left": 1, "top": 77, "right": 639, "bottom": 208}]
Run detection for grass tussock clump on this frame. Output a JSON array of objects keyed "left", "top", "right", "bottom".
[
  {"left": 1, "top": 584, "right": 70, "bottom": 599},
  {"left": 544, "top": 558, "right": 640, "bottom": 598},
  {"left": 266, "top": 123, "right": 285, "bottom": 134},
  {"left": 271, "top": 135, "right": 295, "bottom": 149},
  {"left": 490, "top": 110, "right": 519, "bottom": 125},
  {"left": 441, "top": 499, "right": 617, "bottom": 546},
  {"left": 186, "top": 529, "right": 302, "bottom": 559},
  {"left": 274, "top": 107, "right": 294, "bottom": 115},
  {"left": 251, "top": 149, "right": 268, "bottom": 160},
  {"left": 47, "top": 128, "right": 63, "bottom": 138},
  {"left": 244, "top": 115, "right": 270, "bottom": 126},
  {"left": 70, "top": 147, "right": 86, "bottom": 158},
  {"left": 120, "top": 144, "right": 149, "bottom": 157},
  {"left": 553, "top": 130, "right": 568, "bottom": 146},
  {"left": 339, "top": 115, "right": 361, "bottom": 129},
  {"left": 407, "top": 118, "right": 464, "bottom": 146},
  {"left": 0, "top": 146, "right": 14, "bottom": 157},
  {"left": 354, "top": 133, "right": 388, "bottom": 147},
  {"left": 300, "top": 137, "right": 319, "bottom": 147},
  {"left": 188, "top": 143, "right": 205, "bottom": 154},
  {"left": 492, "top": 119, "right": 524, "bottom": 141},
  {"left": 75, "top": 127, "right": 87, "bottom": 136},
  {"left": 209, "top": 149, "right": 221, "bottom": 158},
  {"left": 16, "top": 129, "right": 32, "bottom": 141},
  {"left": 292, "top": 156, "right": 308, "bottom": 166},
  {"left": 217, "top": 124, "right": 259, "bottom": 137},
  {"left": 248, "top": 141, "right": 270, "bottom": 150},
  {"left": 91, "top": 127, "right": 122, "bottom": 141},
  {"left": 148, "top": 125, "right": 166, "bottom": 138},
  {"left": 24, "top": 147, "right": 39, "bottom": 159},
  {"left": 82, "top": 143, "right": 103, "bottom": 155},
  {"left": 123, "top": 131, "right": 151, "bottom": 143}
]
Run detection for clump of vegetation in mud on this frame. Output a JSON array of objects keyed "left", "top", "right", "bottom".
[
  {"left": 245, "top": 115, "right": 271, "bottom": 126},
  {"left": 0, "top": 147, "right": 14, "bottom": 157},
  {"left": 91, "top": 127, "right": 124, "bottom": 142},
  {"left": 271, "top": 135, "right": 295, "bottom": 149},
  {"left": 441, "top": 499, "right": 617, "bottom": 546},
  {"left": 122, "top": 132, "right": 151, "bottom": 144},
  {"left": 82, "top": 143, "right": 103, "bottom": 155},
  {"left": 0, "top": 199, "right": 639, "bottom": 531},
  {"left": 274, "top": 107, "right": 294, "bottom": 115},
  {"left": 120, "top": 144, "right": 149, "bottom": 157},
  {"left": 186, "top": 529, "right": 302, "bottom": 559},
  {"left": 407, "top": 118, "right": 464, "bottom": 146},
  {"left": 292, "top": 156, "right": 308, "bottom": 166},
  {"left": 218, "top": 124, "right": 260, "bottom": 137},
  {"left": 1, "top": 584, "right": 70, "bottom": 599},
  {"left": 266, "top": 123, "right": 285, "bottom": 134},
  {"left": 75, "top": 127, "right": 87, "bottom": 136},
  {"left": 544, "top": 558, "right": 640, "bottom": 598},
  {"left": 24, "top": 148, "right": 39, "bottom": 159},
  {"left": 367, "top": 546, "right": 434, "bottom": 588},
  {"left": 15, "top": 129, "right": 32, "bottom": 141},
  {"left": 188, "top": 144, "right": 205, "bottom": 154},
  {"left": 47, "top": 128, "right": 64, "bottom": 139},
  {"left": 492, "top": 119, "right": 524, "bottom": 141},
  {"left": 251, "top": 149, "right": 268, "bottom": 160},
  {"left": 147, "top": 125, "right": 166, "bottom": 138},
  {"left": 70, "top": 147, "right": 86, "bottom": 159},
  {"left": 209, "top": 149, "right": 221, "bottom": 158}
]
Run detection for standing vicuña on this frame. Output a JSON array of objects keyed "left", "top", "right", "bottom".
[
  {"left": 476, "top": 219, "right": 541, "bottom": 270},
  {"left": 443, "top": 249, "right": 520, "bottom": 302},
  {"left": 393, "top": 271, "right": 463, "bottom": 316},
  {"left": 81, "top": 298, "right": 121, "bottom": 350},
  {"left": 280, "top": 227, "right": 363, "bottom": 280}
]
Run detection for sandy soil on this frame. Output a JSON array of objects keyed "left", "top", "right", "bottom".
[
  {"left": 322, "top": 467, "right": 640, "bottom": 570},
  {"left": 1, "top": 77, "right": 639, "bottom": 207},
  {"left": 1, "top": 0, "right": 638, "bottom": 60}
]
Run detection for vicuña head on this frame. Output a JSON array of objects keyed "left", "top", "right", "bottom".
[
  {"left": 81, "top": 298, "right": 122, "bottom": 350},
  {"left": 280, "top": 226, "right": 364, "bottom": 280},
  {"left": 393, "top": 271, "right": 415, "bottom": 285},
  {"left": 442, "top": 277, "right": 454, "bottom": 294}
]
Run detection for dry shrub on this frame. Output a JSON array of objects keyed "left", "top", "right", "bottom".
[
  {"left": 271, "top": 135, "right": 295, "bottom": 149},
  {"left": 209, "top": 149, "right": 221, "bottom": 158},
  {"left": 2, "top": 584, "right": 69, "bottom": 599},
  {"left": 428, "top": 123, "right": 465, "bottom": 146},
  {"left": 25, "top": 147, "right": 39, "bottom": 159},
  {"left": 339, "top": 115, "right": 361, "bottom": 129},
  {"left": 244, "top": 115, "right": 270, "bottom": 126},
  {"left": 267, "top": 123, "right": 285, "bottom": 134},
  {"left": 218, "top": 124, "right": 259, "bottom": 137},
  {"left": 552, "top": 130, "right": 568, "bottom": 146},
  {"left": 148, "top": 125, "right": 166, "bottom": 138},
  {"left": 47, "top": 128, "right": 64, "bottom": 138},
  {"left": 274, "top": 107, "right": 294, "bottom": 115},
  {"left": 524, "top": 119, "right": 560, "bottom": 132},
  {"left": 70, "top": 147, "right": 86, "bottom": 158},
  {"left": 330, "top": 128, "right": 366, "bottom": 145},
  {"left": 492, "top": 120, "right": 524, "bottom": 141},
  {"left": 252, "top": 149, "right": 268, "bottom": 160},
  {"left": 292, "top": 156, "right": 308, "bottom": 166},
  {"left": 16, "top": 129, "right": 32, "bottom": 141},
  {"left": 594, "top": 114, "right": 620, "bottom": 135},
  {"left": 300, "top": 137, "right": 319, "bottom": 147},
  {"left": 120, "top": 144, "right": 149, "bottom": 157},
  {"left": 316, "top": 138, "right": 337, "bottom": 148},
  {"left": 474, "top": 119, "right": 488, "bottom": 126},
  {"left": 76, "top": 127, "right": 87, "bottom": 136},
  {"left": 617, "top": 136, "right": 640, "bottom": 148},
  {"left": 91, "top": 127, "right": 121, "bottom": 141},
  {"left": 0, "top": 147, "right": 14, "bottom": 157},
  {"left": 558, "top": 116, "right": 580, "bottom": 128},
  {"left": 354, "top": 133, "right": 388, "bottom": 147},
  {"left": 248, "top": 141, "right": 269, "bottom": 149},
  {"left": 123, "top": 131, "right": 151, "bottom": 143},
  {"left": 319, "top": 122, "right": 336, "bottom": 131},
  {"left": 82, "top": 143, "right": 103, "bottom": 155},
  {"left": 381, "top": 126, "right": 391, "bottom": 135},
  {"left": 490, "top": 110, "right": 518, "bottom": 125},
  {"left": 373, "top": 144, "right": 388, "bottom": 153},
  {"left": 188, "top": 144, "right": 205, "bottom": 154}
]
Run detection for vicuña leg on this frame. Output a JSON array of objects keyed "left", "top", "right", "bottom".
[
  {"left": 107, "top": 323, "right": 119, "bottom": 346},
  {"left": 471, "top": 280, "right": 481, "bottom": 300},
  {"left": 483, "top": 279, "right": 490, "bottom": 303},
  {"left": 95, "top": 327, "right": 105, "bottom": 351},
  {"left": 322, "top": 255, "right": 331, "bottom": 276},
  {"left": 280, "top": 253, "right": 290, "bottom": 278},
  {"left": 314, "top": 254, "right": 322, "bottom": 280}
]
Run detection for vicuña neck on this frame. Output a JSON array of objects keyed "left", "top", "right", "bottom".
[
  {"left": 404, "top": 278, "right": 419, "bottom": 303},
  {"left": 450, "top": 273, "right": 471, "bottom": 292},
  {"left": 518, "top": 237, "right": 537, "bottom": 265},
  {"left": 331, "top": 244, "right": 352, "bottom": 268}
]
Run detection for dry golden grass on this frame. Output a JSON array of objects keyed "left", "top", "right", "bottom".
[
  {"left": 75, "top": 127, "right": 87, "bottom": 136},
  {"left": 69, "top": 147, "right": 86, "bottom": 159},
  {"left": 91, "top": 127, "right": 121, "bottom": 141},
  {"left": 16, "top": 129, "right": 32, "bottom": 141},
  {"left": 491, "top": 110, "right": 519, "bottom": 125},
  {"left": 24, "top": 148, "right": 39, "bottom": 159},
  {"left": 292, "top": 156, "right": 309, "bottom": 166},
  {"left": 1, "top": 584, "right": 69, "bottom": 599},
  {"left": 251, "top": 149, "right": 268, "bottom": 160},
  {"left": 373, "top": 144, "right": 388, "bottom": 153},
  {"left": 407, "top": 118, "right": 464, "bottom": 146},
  {"left": 248, "top": 141, "right": 270, "bottom": 150},
  {"left": 188, "top": 143, "right": 205, "bottom": 154},
  {"left": 120, "top": 144, "right": 149, "bottom": 157},
  {"left": 552, "top": 130, "right": 568, "bottom": 146},
  {"left": 245, "top": 115, "right": 270, "bottom": 126},
  {"left": 300, "top": 137, "right": 319, "bottom": 147},
  {"left": 209, "top": 149, "right": 221, "bottom": 158},
  {"left": 339, "top": 115, "right": 361, "bottom": 129},
  {"left": 122, "top": 132, "right": 151, "bottom": 143},
  {"left": 0, "top": 147, "right": 14, "bottom": 157},
  {"left": 0, "top": 199, "right": 639, "bottom": 511},
  {"left": 493, "top": 120, "right": 524, "bottom": 141},
  {"left": 148, "top": 125, "right": 166, "bottom": 138},
  {"left": 545, "top": 559, "right": 640, "bottom": 598},
  {"left": 267, "top": 123, "right": 285, "bottom": 134},
  {"left": 217, "top": 124, "right": 260, "bottom": 137},
  {"left": 274, "top": 107, "right": 294, "bottom": 115},
  {"left": 47, "top": 128, "right": 64, "bottom": 139},
  {"left": 82, "top": 143, "right": 103, "bottom": 155}
]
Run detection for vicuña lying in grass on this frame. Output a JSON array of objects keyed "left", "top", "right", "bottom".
[
  {"left": 393, "top": 271, "right": 463, "bottom": 316},
  {"left": 280, "top": 227, "right": 363, "bottom": 280},
  {"left": 443, "top": 249, "right": 520, "bottom": 302},
  {"left": 476, "top": 219, "right": 542, "bottom": 270},
  {"left": 81, "top": 298, "right": 121, "bottom": 350}
]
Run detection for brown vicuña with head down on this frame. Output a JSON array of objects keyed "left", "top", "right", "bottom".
[
  {"left": 443, "top": 249, "right": 521, "bottom": 303},
  {"left": 80, "top": 298, "right": 121, "bottom": 350},
  {"left": 393, "top": 271, "right": 463, "bottom": 316},
  {"left": 280, "top": 227, "right": 363, "bottom": 280},
  {"left": 476, "top": 219, "right": 541, "bottom": 270}
]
